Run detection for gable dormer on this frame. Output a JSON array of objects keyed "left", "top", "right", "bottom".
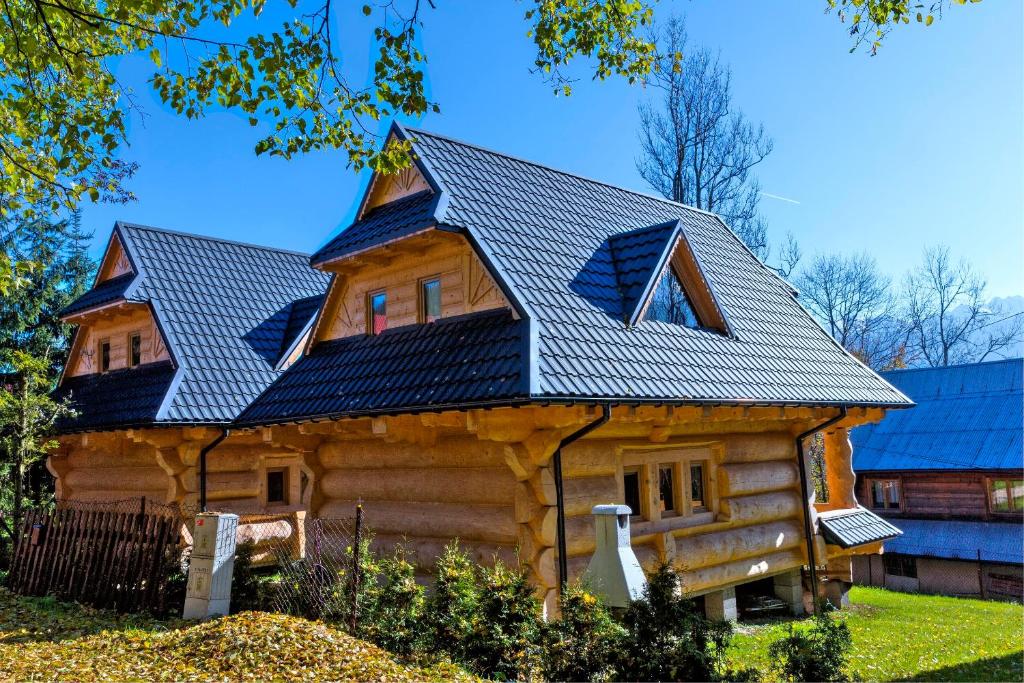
[
  {"left": 311, "top": 230, "right": 512, "bottom": 343},
  {"left": 60, "top": 229, "right": 171, "bottom": 378},
  {"left": 609, "top": 220, "right": 729, "bottom": 335}
]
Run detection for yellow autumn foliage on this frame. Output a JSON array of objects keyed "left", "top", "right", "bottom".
[{"left": 0, "top": 589, "right": 476, "bottom": 682}]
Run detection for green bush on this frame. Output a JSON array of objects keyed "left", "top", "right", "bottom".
[
  {"left": 466, "top": 559, "right": 544, "bottom": 680},
  {"left": 766, "top": 609, "right": 852, "bottom": 682},
  {"left": 542, "top": 582, "right": 624, "bottom": 682},
  {"left": 357, "top": 544, "right": 428, "bottom": 657},
  {"left": 614, "top": 564, "right": 733, "bottom": 682},
  {"left": 424, "top": 541, "right": 480, "bottom": 663},
  {"left": 231, "top": 541, "right": 265, "bottom": 613}
]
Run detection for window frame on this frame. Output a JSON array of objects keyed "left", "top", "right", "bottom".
[
  {"left": 366, "top": 289, "right": 388, "bottom": 336},
  {"left": 265, "top": 468, "right": 289, "bottom": 506},
  {"left": 128, "top": 331, "right": 142, "bottom": 368},
  {"left": 882, "top": 553, "right": 917, "bottom": 579},
  {"left": 620, "top": 447, "right": 717, "bottom": 531},
  {"left": 867, "top": 478, "right": 902, "bottom": 512},
  {"left": 623, "top": 466, "right": 644, "bottom": 519},
  {"left": 98, "top": 338, "right": 111, "bottom": 373},
  {"left": 988, "top": 477, "right": 1024, "bottom": 514},
  {"left": 419, "top": 275, "right": 443, "bottom": 324}
]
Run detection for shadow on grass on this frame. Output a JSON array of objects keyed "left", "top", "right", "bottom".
[
  {"left": 0, "top": 589, "right": 188, "bottom": 645},
  {"left": 900, "top": 651, "right": 1024, "bottom": 683}
]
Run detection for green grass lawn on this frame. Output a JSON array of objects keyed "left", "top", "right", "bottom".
[{"left": 727, "top": 586, "right": 1023, "bottom": 682}]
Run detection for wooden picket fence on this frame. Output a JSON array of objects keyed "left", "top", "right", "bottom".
[{"left": 6, "top": 501, "right": 183, "bottom": 614}]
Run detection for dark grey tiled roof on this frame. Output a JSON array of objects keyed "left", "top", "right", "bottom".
[
  {"left": 310, "top": 190, "right": 440, "bottom": 266},
  {"left": 881, "top": 518, "right": 1022, "bottom": 564},
  {"left": 59, "top": 273, "right": 136, "bottom": 317},
  {"left": 403, "top": 127, "right": 911, "bottom": 407},
  {"left": 56, "top": 223, "right": 330, "bottom": 431},
  {"left": 852, "top": 359, "right": 1023, "bottom": 471},
  {"left": 818, "top": 507, "right": 902, "bottom": 548},
  {"left": 239, "top": 309, "right": 526, "bottom": 424},
  {"left": 55, "top": 361, "right": 178, "bottom": 431},
  {"left": 607, "top": 220, "right": 680, "bottom": 325}
]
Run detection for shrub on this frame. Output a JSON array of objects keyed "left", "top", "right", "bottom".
[
  {"left": 467, "top": 559, "right": 544, "bottom": 680},
  {"left": 542, "top": 582, "right": 624, "bottom": 682},
  {"left": 357, "top": 544, "right": 427, "bottom": 657},
  {"left": 231, "top": 541, "right": 264, "bottom": 613},
  {"left": 424, "top": 541, "right": 480, "bottom": 663},
  {"left": 615, "top": 564, "right": 733, "bottom": 682},
  {"left": 767, "top": 609, "right": 852, "bottom": 682}
]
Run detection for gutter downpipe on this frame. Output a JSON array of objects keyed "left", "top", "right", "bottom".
[
  {"left": 795, "top": 406, "right": 847, "bottom": 615},
  {"left": 553, "top": 404, "right": 612, "bottom": 592},
  {"left": 199, "top": 429, "right": 230, "bottom": 513}
]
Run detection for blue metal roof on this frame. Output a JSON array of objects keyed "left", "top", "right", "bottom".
[
  {"left": 852, "top": 359, "right": 1023, "bottom": 471},
  {"left": 818, "top": 507, "right": 902, "bottom": 548},
  {"left": 607, "top": 220, "right": 681, "bottom": 326},
  {"left": 56, "top": 224, "right": 330, "bottom": 430},
  {"left": 55, "top": 361, "right": 178, "bottom": 431},
  {"left": 239, "top": 309, "right": 526, "bottom": 423},
  {"left": 401, "top": 126, "right": 910, "bottom": 408},
  {"left": 59, "top": 273, "right": 137, "bottom": 317},
  {"left": 310, "top": 190, "right": 441, "bottom": 266},
  {"left": 882, "top": 518, "right": 1023, "bottom": 564}
]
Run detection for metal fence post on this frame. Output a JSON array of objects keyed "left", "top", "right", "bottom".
[
  {"left": 977, "top": 549, "right": 986, "bottom": 599},
  {"left": 350, "top": 504, "right": 363, "bottom": 633}
]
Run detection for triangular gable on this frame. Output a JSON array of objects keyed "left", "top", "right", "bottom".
[
  {"left": 609, "top": 220, "right": 729, "bottom": 334},
  {"left": 355, "top": 124, "right": 446, "bottom": 221},
  {"left": 95, "top": 232, "right": 136, "bottom": 284}
]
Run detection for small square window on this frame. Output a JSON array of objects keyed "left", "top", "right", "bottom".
[
  {"left": 98, "top": 339, "right": 111, "bottom": 373},
  {"left": 421, "top": 278, "right": 442, "bottom": 323},
  {"left": 990, "top": 479, "right": 1023, "bottom": 513},
  {"left": 368, "top": 290, "right": 387, "bottom": 335},
  {"left": 267, "top": 469, "right": 287, "bottom": 505},
  {"left": 129, "top": 333, "right": 142, "bottom": 367},
  {"left": 690, "top": 463, "right": 706, "bottom": 512},
  {"left": 871, "top": 479, "right": 901, "bottom": 510},
  {"left": 659, "top": 465, "right": 676, "bottom": 515},
  {"left": 883, "top": 553, "right": 917, "bottom": 578},
  {"left": 623, "top": 468, "right": 642, "bottom": 518}
]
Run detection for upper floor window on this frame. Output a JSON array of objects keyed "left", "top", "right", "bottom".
[
  {"left": 870, "top": 479, "right": 901, "bottom": 511},
  {"left": 690, "top": 462, "right": 708, "bottom": 512},
  {"left": 368, "top": 290, "right": 387, "bottom": 335},
  {"left": 128, "top": 332, "right": 142, "bottom": 367},
  {"left": 644, "top": 266, "right": 700, "bottom": 328},
  {"left": 421, "top": 277, "right": 442, "bottom": 323},
  {"left": 989, "top": 479, "right": 1023, "bottom": 513},
  {"left": 98, "top": 339, "right": 111, "bottom": 373}
]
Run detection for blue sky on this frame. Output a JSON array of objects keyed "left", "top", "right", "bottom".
[{"left": 81, "top": 1, "right": 1022, "bottom": 297}]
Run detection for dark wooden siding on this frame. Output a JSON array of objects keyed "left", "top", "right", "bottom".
[{"left": 855, "top": 471, "right": 1023, "bottom": 521}]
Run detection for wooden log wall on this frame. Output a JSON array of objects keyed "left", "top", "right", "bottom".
[
  {"left": 313, "top": 436, "right": 520, "bottom": 578},
  {"left": 557, "top": 432, "right": 808, "bottom": 596}
]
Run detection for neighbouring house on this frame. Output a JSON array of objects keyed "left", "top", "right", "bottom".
[
  {"left": 47, "top": 124, "right": 911, "bottom": 618},
  {"left": 850, "top": 359, "right": 1023, "bottom": 601}
]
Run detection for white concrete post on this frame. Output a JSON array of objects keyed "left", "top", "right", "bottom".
[
  {"left": 704, "top": 586, "right": 738, "bottom": 622},
  {"left": 583, "top": 504, "right": 647, "bottom": 608},
  {"left": 183, "top": 512, "right": 238, "bottom": 619}
]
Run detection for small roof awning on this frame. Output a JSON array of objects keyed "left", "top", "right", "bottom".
[{"left": 818, "top": 507, "right": 902, "bottom": 549}]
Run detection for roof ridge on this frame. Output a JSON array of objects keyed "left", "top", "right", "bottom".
[
  {"left": 403, "top": 127, "right": 723, "bottom": 220},
  {"left": 883, "top": 357, "right": 1023, "bottom": 375},
  {"left": 116, "top": 221, "right": 313, "bottom": 258}
]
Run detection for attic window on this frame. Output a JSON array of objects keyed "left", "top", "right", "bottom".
[
  {"left": 420, "top": 277, "right": 441, "bottom": 323},
  {"left": 129, "top": 332, "right": 142, "bottom": 367},
  {"left": 368, "top": 290, "right": 387, "bottom": 335},
  {"left": 644, "top": 266, "right": 700, "bottom": 328},
  {"left": 98, "top": 339, "right": 111, "bottom": 373}
]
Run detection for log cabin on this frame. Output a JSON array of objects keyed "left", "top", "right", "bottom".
[
  {"left": 48, "top": 123, "right": 912, "bottom": 618},
  {"left": 850, "top": 359, "right": 1023, "bottom": 600}
]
